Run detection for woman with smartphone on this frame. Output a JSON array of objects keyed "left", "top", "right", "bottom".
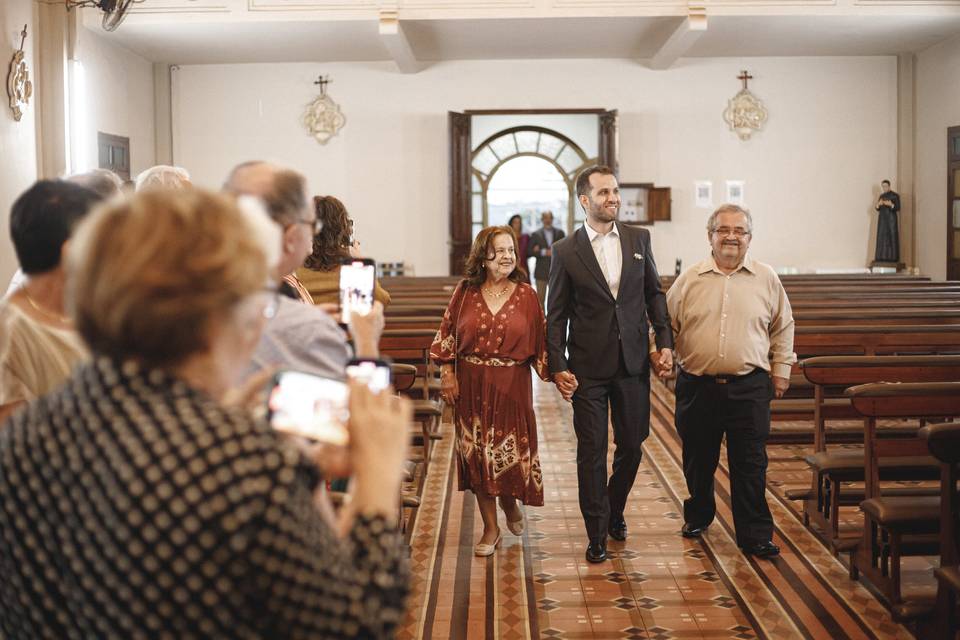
[
  {"left": 431, "top": 225, "right": 550, "bottom": 556},
  {"left": 296, "top": 195, "right": 392, "bottom": 307}
]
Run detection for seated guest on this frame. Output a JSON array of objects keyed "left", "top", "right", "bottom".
[
  {"left": 0, "top": 180, "right": 101, "bottom": 423},
  {"left": 135, "top": 164, "right": 192, "bottom": 191},
  {"left": 4, "top": 169, "right": 122, "bottom": 297},
  {"left": 296, "top": 195, "right": 392, "bottom": 307},
  {"left": 223, "top": 162, "right": 382, "bottom": 380},
  {"left": 0, "top": 188, "right": 412, "bottom": 638}
]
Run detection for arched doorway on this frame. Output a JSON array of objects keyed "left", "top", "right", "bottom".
[{"left": 469, "top": 126, "right": 596, "bottom": 240}]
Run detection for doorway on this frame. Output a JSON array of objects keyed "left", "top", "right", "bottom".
[{"left": 448, "top": 109, "right": 618, "bottom": 275}]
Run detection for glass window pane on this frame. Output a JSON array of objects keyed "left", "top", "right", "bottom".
[
  {"left": 515, "top": 131, "right": 539, "bottom": 153},
  {"left": 954, "top": 168, "right": 960, "bottom": 198},
  {"left": 472, "top": 222, "right": 483, "bottom": 241},
  {"left": 489, "top": 135, "right": 517, "bottom": 160},
  {"left": 954, "top": 230, "right": 960, "bottom": 259},
  {"left": 954, "top": 199, "right": 960, "bottom": 229},
  {"left": 538, "top": 135, "right": 564, "bottom": 159},
  {"left": 473, "top": 147, "right": 499, "bottom": 175},
  {"left": 471, "top": 194, "right": 483, "bottom": 223},
  {"left": 472, "top": 174, "right": 481, "bottom": 192},
  {"left": 953, "top": 137, "right": 960, "bottom": 158},
  {"left": 557, "top": 146, "right": 584, "bottom": 174}
]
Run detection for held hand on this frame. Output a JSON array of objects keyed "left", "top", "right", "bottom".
[
  {"left": 348, "top": 301, "right": 385, "bottom": 357},
  {"left": 553, "top": 370, "right": 578, "bottom": 402},
  {"left": 440, "top": 369, "right": 459, "bottom": 404},
  {"left": 772, "top": 375, "right": 790, "bottom": 399},
  {"left": 650, "top": 348, "right": 674, "bottom": 379}
]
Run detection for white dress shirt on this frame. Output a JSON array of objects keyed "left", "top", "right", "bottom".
[{"left": 583, "top": 222, "right": 622, "bottom": 298}]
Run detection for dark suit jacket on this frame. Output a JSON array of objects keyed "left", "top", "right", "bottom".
[
  {"left": 528, "top": 227, "right": 566, "bottom": 281},
  {"left": 546, "top": 222, "right": 673, "bottom": 380}
]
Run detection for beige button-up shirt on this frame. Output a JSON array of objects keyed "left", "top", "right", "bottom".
[{"left": 666, "top": 254, "right": 796, "bottom": 379}]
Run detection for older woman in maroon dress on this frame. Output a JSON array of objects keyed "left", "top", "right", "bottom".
[{"left": 431, "top": 226, "right": 551, "bottom": 556}]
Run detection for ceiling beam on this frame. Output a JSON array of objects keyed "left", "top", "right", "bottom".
[
  {"left": 649, "top": 8, "right": 707, "bottom": 71},
  {"left": 379, "top": 10, "right": 422, "bottom": 74}
]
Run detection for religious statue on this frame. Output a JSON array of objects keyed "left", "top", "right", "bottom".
[
  {"left": 874, "top": 179, "right": 901, "bottom": 264},
  {"left": 723, "top": 70, "right": 767, "bottom": 141},
  {"left": 303, "top": 75, "right": 345, "bottom": 145},
  {"left": 6, "top": 25, "right": 32, "bottom": 122}
]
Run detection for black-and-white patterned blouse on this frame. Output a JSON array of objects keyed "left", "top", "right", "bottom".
[{"left": 0, "top": 357, "right": 408, "bottom": 639}]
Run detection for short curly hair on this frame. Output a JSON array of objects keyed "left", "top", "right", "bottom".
[
  {"left": 462, "top": 226, "right": 526, "bottom": 287},
  {"left": 67, "top": 189, "right": 269, "bottom": 368}
]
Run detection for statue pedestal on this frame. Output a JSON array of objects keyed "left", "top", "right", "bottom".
[{"left": 870, "top": 261, "right": 905, "bottom": 273}]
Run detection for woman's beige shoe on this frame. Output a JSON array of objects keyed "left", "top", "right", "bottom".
[
  {"left": 499, "top": 497, "right": 525, "bottom": 535},
  {"left": 474, "top": 532, "right": 502, "bottom": 557}
]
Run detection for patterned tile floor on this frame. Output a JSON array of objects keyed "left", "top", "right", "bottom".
[{"left": 399, "top": 378, "right": 917, "bottom": 639}]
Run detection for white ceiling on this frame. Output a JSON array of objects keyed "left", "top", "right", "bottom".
[{"left": 92, "top": 13, "right": 960, "bottom": 65}]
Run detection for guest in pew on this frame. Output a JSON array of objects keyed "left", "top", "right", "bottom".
[
  {"left": 0, "top": 188, "right": 411, "bottom": 637},
  {"left": 4, "top": 169, "right": 123, "bottom": 298},
  {"left": 296, "top": 195, "right": 392, "bottom": 308},
  {"left": 135, "top": 164, "right": 192, "bottom": 192},
  {"left": 0, "top": 180, "right": 103, "bottom": 423},
  {"left": 667, "top": 203, "right": 796, "bottom": 559},
  {"left": 430, "top": 225, "right": 550, "bottom": 556},
  {"left": 508, "top": 214, "right": 531, "bottom": 282},
  {"left": 547, "top": 165, "right": 674, "bottom": 564},
  {"left": 223, "top": 161, "right": 384, "bottom": 380}
]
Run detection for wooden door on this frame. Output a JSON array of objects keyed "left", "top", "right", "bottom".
[
  {"left": 598, "top": 109, "right": 618, "bottom": 176},
  {"left": 649, "top": 187, "right": 672, "bottom": 221},
  {"left": 97, "top": 132, "right": 130, "bottom": 180},
  {"left": 448, "top": 112, "right": 472, "bottom": 275},
  {"left": 948, "top": 126, "right": 960, "bottom": 281}
]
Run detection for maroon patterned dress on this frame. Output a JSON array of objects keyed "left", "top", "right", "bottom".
[{"left": 430, "top": 282, "right": 549, "bottom": 506}]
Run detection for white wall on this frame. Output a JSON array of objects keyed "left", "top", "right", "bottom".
[
  {"left": 0, "top": 0, "right": 39, "bottom": 283},
  {"left": 173, "top": 57, "right": 896, "bottom": 276},
  {"left": 916, "top": 33, "right": 960, "bottom": 282},
  {"left": 72, "top": 27, "right": 156, "bottom": 178}
]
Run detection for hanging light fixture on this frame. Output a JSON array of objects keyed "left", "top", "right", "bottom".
[{"left": 62, "top": 0, "right": 144, "bottom": 32}]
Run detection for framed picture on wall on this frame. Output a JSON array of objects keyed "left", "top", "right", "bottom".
[
  {"left": 725, "top": 180, "right": 745, "bottom": 206},
  {"left": 694, "top": 181, "right": 713, "bottom": 208},
  {"left": 618, "top": 183, "right": 651, "bottom": 225}
]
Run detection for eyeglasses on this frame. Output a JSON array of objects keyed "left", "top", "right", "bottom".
[{"left": 711, "top": 227, "right": 751, "bottom": 238}]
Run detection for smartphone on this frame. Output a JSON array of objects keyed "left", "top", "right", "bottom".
[
  {"left": 340, "top": 257, "right": 376, "bottom": 318},
  {"left": 346, "top": 357, "right": 392, "bottom": 392},
  {"left": 267, "top": 370, "right": 349, "bottom": 445}
]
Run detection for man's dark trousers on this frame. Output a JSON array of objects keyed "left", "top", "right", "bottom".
[
  {"left": 573, "top": 351, "right": 649, "bottom": 542},
  {"left": 674, "top": 368, "right": 774, "bottom": 546}
]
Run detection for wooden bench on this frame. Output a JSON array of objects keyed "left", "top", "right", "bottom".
[
  {"left": 847, "top": 382, "right": 960, "bottom": 618},
  {"left": 792, "top": 356, "right": 960, "bottom": 551}
]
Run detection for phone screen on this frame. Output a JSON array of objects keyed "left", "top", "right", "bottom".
[
  {"left": 340, "top": 260, "right": 375, "bottom": 317},
  {"left": 267, "top": 371, "right": 349, "bottom": 445},
  {"left": 346, "top": 359, "right": 391, "bottom": 392}
]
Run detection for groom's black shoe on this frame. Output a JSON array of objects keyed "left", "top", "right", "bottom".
[
  {"left": 608, "top": 516, "right": 627, "bottom": 542},
  {"left": 585, "top": 539, "right": 607, "bottom": 563},
  {"left": 681, "top": 523, "right": 708, "bottom": 538}
]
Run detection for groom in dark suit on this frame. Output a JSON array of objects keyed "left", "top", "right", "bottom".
[{"left": 546, "top": 165, "right": 674, "bottom": 563}]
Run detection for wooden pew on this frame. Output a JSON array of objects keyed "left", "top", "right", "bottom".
[
  {"left": 794, "top": 356, "right": 960, "bottom": 551},
  {"left": 846, "top": 382, "right": 960, "bottom": 618},
  {"left": 919, "top": 422, "right": 960, "bottom": 639}
]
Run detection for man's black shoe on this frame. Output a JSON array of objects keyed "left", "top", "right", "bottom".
[
  {"left": 585, "top": 539, "right": 607, "bottom": 563},
  {"left": 608, "top": 517, "right": 627, "bottom": 542},
  {"left": 681, "top": 523, "right": 708, "bottom": 538},
  {"left": 741, "top": 541, "right": 780, "bottom": 558}
]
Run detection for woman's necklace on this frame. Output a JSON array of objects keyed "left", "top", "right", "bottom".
[
  {"left": 483, "top": 282, "right": 511, "bottom": 298},
  {"left": 23, "top": 289, "right": 70, "bottom": 325}
]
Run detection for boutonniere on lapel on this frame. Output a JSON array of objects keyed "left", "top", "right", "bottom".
[{"left": 633, "top": 253, "right": 644, "bottom": 261}]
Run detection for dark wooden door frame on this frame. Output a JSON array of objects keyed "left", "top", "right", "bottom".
[
  {"left": 448, "top": 109, "right": 619, "bottom": 275},
  {"left": 948, "top": 125, "right": 960, "bottom": 281}
]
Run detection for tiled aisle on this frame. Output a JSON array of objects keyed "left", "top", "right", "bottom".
[{"left": 399, "top": 378, "right": 914, "bottom": 640}]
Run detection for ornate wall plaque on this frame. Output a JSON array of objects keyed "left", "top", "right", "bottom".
[
  {"left": 303, "top": 75, "right": 345, "bottom": 145},
  {"left": 6, "top": 25, "right": 32, "bottom": 122},
  {"left": 723, "top": 70, "right": 767, "bottom": 141}
]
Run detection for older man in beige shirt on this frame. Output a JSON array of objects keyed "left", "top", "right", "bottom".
[{"left": 666, "top": 204, "right": 795, "bottom": 559}]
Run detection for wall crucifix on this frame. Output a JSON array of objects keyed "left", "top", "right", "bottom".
[{"left": 723, "top": 68, "right": 767, "bottom": 141}]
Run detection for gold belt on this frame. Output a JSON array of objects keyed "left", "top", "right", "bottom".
[{"left": 461, "top": 355, "right": 520, "bottom": 367}]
